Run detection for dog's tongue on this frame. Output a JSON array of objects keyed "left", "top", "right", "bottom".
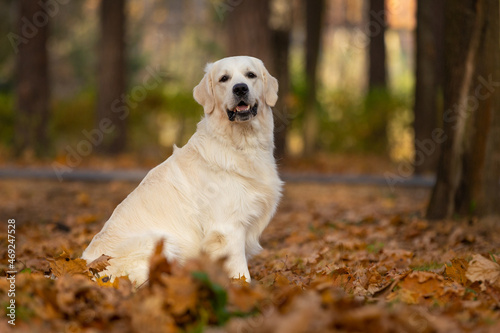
[{"left": 236, "top": 104, "right": 249, "bottom": 111}]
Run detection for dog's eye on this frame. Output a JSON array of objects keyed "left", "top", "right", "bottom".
[
  {"left": 219, "top": 75, "right": 229, "bottom": 82},
  {"left": 246, "top": 72, "right": 257, "bottom": 79}
]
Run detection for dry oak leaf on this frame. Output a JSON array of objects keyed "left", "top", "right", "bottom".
[
  {"left": 87, "top": 254, "right": 112, "bottom": 274},
  {"left": 466, "top": 254, "right": 500, "bottom": 290},
  {"left": 47, "top": 251, "right": 91, "bottom": 278}
]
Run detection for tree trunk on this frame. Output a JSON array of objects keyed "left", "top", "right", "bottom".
[
  {"left": 413, "top": 0, "right": 444, "bottom": 174},
  {"left": 368, "top": 0, "right": 387, "bottom": 89},
  {"left": 272, "top": 28, "right": 291, "bottom": 160},
  {"left": 426, "top": 0, "right": 484, "bottom": 219},
  {"left": 224, "top": 0, "right": 273, "bottom": 67},
  {"left": 480, "top": 0, "right": 500, "bottom": 216},
  {"left": 456, "top": 0, "right": 500, "bottom": 217},
  {"left": 302, "top": 0, "right": 325, "bottom": 157},
  {"left": 224, "top": 0, "right": 291, "bottom": 160},
  {"left": 96, "top": 0, "right": 127, "bottom": 154},
  {"left": 15, "top": 0, "right": 50, "bottom": 157}
]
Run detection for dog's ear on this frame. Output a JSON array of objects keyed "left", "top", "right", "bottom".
[
  {"left": 261, "top": 63, "right": 279, "bottom": 107},
  {"left": 193, "top": 63, "right": 215, "bottom": 114}
]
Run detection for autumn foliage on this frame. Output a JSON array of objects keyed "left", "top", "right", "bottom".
[{"left": 1, "top": 180, "right": 500, "bottom": 332}]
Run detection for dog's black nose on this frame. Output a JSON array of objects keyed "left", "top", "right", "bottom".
[{"left": 233, "top": 83, "right": 249, "bottom": 97}]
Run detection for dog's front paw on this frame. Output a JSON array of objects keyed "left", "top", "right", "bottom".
[{"left": 229, "top": 268, "right": 251, "bottom": 283}]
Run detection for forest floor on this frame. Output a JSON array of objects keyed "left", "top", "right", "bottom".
[{"left": 0, "top": 168, "right": 499, "bottom": 332}]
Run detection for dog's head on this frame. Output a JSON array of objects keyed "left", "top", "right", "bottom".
[{"left": 193, "top": 56, "right": 278, "bottom": 123}]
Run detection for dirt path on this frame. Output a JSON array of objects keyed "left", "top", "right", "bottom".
[{"left": 0, "top": 167, "right": 435, "bottom": 187}]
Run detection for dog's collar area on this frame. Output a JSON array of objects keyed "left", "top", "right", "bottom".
[{"left": 227, "top": 103, "right": 258, "bottom": 122}]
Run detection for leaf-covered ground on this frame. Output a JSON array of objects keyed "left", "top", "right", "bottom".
[{"left": 1, "top": 178, "right": 499, "bottom": 332}]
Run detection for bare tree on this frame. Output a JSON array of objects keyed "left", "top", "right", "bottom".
[
  {"left": 96, "top": 0, "right": 127, "bottom": 154},
  {"left": 426, "top": 0, "right": 498, "bottom": 219},
  {"left": 14, "top": 0, "right": 50, "bottom": 156},
  {"left": 413, "top": 0, "right": 444, "bottom": 174},
  {"left": 302, "top": 0, "right": 325, "bottom": 157}
]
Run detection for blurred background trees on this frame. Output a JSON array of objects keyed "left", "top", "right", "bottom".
[
  {"left": 0, "top": 0, "right": 414, "bottom": 161},
  {"left": 427, "top": 0, "right": 500, "bottom": 219},
  {"left": 0, "top": 0, "right": 498, "bottom": 217},
  {"left": 368, "top": 0, "right": 386, "bottom": 90},
  {"left": 14, "top": 0, "right": 50, "bottom": 157},
  {"left": 302, "top": 0, "right": 325, "bottom": 157},
  {"left": 96, "top": 0, "right": 126, "bottom": 154},
  {"left": 413, "top": 0, "right": 443, "bottom": 175}
]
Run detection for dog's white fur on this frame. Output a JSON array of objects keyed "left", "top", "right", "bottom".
[{"left": 82, "top": 56, "right": 282, "bottom": 285}]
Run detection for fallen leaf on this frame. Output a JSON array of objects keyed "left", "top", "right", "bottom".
[
  {"left": 24, "top": 257, "right": 51, "bottom": 273},
  {"left": 87, "top": 254, "right": 112, "bottom": 274},
  {"left": 47, "top": 251, "right": 90, "bottom": 278},
  {"left": 148, "top": 239, "right": 172, "bottom": 287},
  {"left": 164, "top": 275, "right": 198, "bottom": 315},
  {"left": 128, "top": 292, "right": 177, "bottom": 333},
  {"left": 229, "top": 283, "right": 265, "bottom": 312},
  {"left": 330, "top": 267, "right": 356, "bottom": 292},
  {"left": 444, "top": 258, "right": 469, "bottom": 285},
  {"left": 113, "top": 276, "right": 133, "bottom": 297},
  {"left": 388, "top": 271, "right": 446, "bottom": 305},
  {"left": 466, "top": 254, "right": 500, "bottom": 290},
  {"left": 97, "top": 275, "right": 113, "bottom": 287},
  {"left": 76, "top": 213, "right": 98, "bottom": 225},
  {"left": 77, "top": 192, "right": 90, "bottom": 207}
]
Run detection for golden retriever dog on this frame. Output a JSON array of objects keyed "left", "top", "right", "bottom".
[{"left": 82, "top": 56, "right": 282, "bottom": 285}]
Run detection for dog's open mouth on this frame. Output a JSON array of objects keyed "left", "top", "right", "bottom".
[{"left": 227, "top": 101, "right": 258, "bottom": 122}]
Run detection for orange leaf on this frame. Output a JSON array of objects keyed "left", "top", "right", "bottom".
[
  {"left": 148, "top": 239, "right": 172, "bottom": 286},
  {"left": 97, "top": 275, "right": 113, "bottom": 287},
  {"left": 164, "top": 275, "right": 198, "bottom": 315},
  {"left": 47, "top": 251, "right": 90, "bottom": 278},
  {"left": 76, "top": 214, "right": 98, "bottom": 225},
  {"left": 388, "top": 271, "right": 447, "bottom": 305},
  {"left": 444, "top": 258, "right": 469, "bottom": 285},
  {"left": 229, "top": 283, "right": 265, "bottom": 312}
]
